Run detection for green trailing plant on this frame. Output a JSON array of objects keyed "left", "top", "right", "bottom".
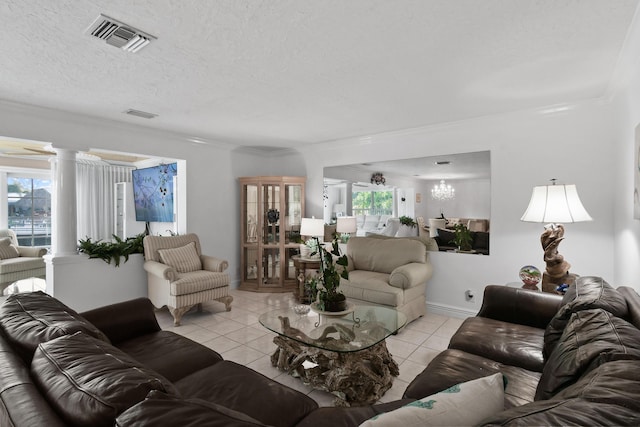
[
  {"left": 399, "top": 216, "right": 417, "bottom": 227},
  {"left": 453, "top": 224, "right": 473, "bottom": 252},
  {"left": 78, "top": 232, "right": 146, "bottom": 267},
  {"left": 310, "top": 238, "right": 349, "bottom": 311}
]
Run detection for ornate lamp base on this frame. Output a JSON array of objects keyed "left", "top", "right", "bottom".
[{"left": 541, "top": 272, "right": 578, "bottom": 294}]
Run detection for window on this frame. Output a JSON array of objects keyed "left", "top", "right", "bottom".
[
  {"left": 352, "top": 190, "right": 393, "bottom": 216},
  {"left": 7, "top": 175, "right": 52, "bottom": 246}
]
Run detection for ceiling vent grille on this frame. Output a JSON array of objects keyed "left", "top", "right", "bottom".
[
  {"left": 124, "top": 109, "right": 158, "bottom": 119},
  {"left": 86, "top": 14, "right": 156, "bottom": 53}
]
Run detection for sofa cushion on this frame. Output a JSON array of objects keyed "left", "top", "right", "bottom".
[
  {"left": 536, "top": 309, "right": 640, "bottom": 400},
  {"left": 116, "top": 391, "right": 269, "bottom": 427},
  {"left": 448, "top": 316, "right": 545, "bottom": 372},
  {"left": 544, "top": 276, "right": 629, "bottom": 359},
  {"left": 361, "top": 373, "right": 504, "bottom": 426},
  {"left": 116, "top": 330, "right": 223, "bottom": 382},
  {"left": 158, "top": 241, "right": 202, "bottom": 273},
  {"left": 175, "top": 360, "right": 318, "bottom": 427},
  {"left": 31, "top": 332, "right": 177, "bottom": 427},
  {"left": 0, "top": 291, "right": 110, "bottom": 362},
  {"left": 347, "top": 237, "right": 425, "bottom": 274},
  {"left": 0, "top": 256, "right": 45, "bottom": 274},
  {"left": 296, "top": 400, "right": 413, "bottom": 427},
  {"left": 404, "top": 349, "right": 541, "bottom": 409},
  {"left": 170, "top": 270, "right": 229, "bottom": 295},
  {"left": 0, "top": 237, "right": 19, "bottom": 259},
  {"left": 480, "top": 361, "right": 640, "bottom": 426}
]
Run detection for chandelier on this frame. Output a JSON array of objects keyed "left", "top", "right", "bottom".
[
  {"left": 371, "top": 172, "right": 386, "bottom": 185},
  {"left": 431, "top": 180, "right": 455, "bottom": 200}
]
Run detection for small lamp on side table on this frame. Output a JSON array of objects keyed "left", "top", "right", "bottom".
[
  {"left": 336, "top": 216, "right": 357, "bottom": 242},
  {"left": 520, "top": 179, "right": 592, "bottom": 293}
]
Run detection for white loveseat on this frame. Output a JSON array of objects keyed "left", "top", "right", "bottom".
[{"left": 340, "top": 236, "right": 433, "bottom": 324}]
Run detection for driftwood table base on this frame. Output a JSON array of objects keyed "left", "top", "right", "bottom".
[{"left": 270, "top": 333, "right": 399, "bottom": 407}]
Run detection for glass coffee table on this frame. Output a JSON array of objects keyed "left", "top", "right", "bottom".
[{"left": 259, "top": 303, "right": 407, "bottom": 406}]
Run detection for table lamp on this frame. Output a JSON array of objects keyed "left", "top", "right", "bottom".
[
  {"left": 520, "top": 179, "right": 592, "bottom": 292},
  {"left": 336, "top": 216, "right": 357, "bottom": 242}
]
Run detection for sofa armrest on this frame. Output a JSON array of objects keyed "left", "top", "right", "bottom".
[
  {"left": 201, "top": 255, "right": 228, "bottom": 272},
  {"left": 389, "top": 262, "right": 432, "bottom": 289},
  {"left": 17, "top": 246, "right": 47, "bottom": 257},
  {"left": 144, "top": 260, "right": 177, "bottom": 281},
  {"left": 80, "top": 298, "right": 161, "bottom": 344},
  {"left": 477, "top": 285, "right": 563, "bottom": 329}
]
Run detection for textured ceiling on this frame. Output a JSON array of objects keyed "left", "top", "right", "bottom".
[{"left": 0, "top": 0, "right": 638, "bottom": 149}]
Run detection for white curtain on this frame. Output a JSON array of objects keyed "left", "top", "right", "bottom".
[{"left": 76, "top": 161, "right": 135, "bottom": 241}]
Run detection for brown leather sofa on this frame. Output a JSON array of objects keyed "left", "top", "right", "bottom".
[
  {"left": 296, "top": 276, "right": 640, "bottom": 426},
  {"left": 0, "top": 291, "right": 318, "bottom": 427}
]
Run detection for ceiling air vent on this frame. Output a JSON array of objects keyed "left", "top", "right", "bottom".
[
  {"left": 86, "top": 14, "right": 156, "bottom": 53},
  {"left": 124, "top": 109, "right": 158, "bottom": 119}
]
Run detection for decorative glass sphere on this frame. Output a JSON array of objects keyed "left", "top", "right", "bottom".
[{"left": 519, "top": 265, "right": 541, "bottom": 286}]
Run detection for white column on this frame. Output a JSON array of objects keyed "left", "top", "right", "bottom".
[{"left": 51, "top": 148, "right": 78, "bottom": 256}]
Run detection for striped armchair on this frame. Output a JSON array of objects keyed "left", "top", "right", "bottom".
[
  {"left": 0, "top": 229, "right": 47, "bottom": 292},
  {"left": 143, "top": 233, "right": 232, "bottom": 326}
]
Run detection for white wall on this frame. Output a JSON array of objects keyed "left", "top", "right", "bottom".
[
  {"left": 0, "top": 95, "right": 627, "bottom": 315},
  {"left": 610, "top": 23, "right": 640, "bottom": 291},
  {"left": 277, "top": 100, "right": 617, "bottom": 313}
]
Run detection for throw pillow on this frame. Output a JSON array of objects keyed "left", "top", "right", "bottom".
[
  {"left": 158, "top": 241, "right": 202, "bottom": 273},
  {"left": 31, "top": 332, "right": 178, "bottom": 427},
  {"left": 359, "top": 373, "right": 504, "bottom": 427},
  {"left": 0, "top": 236, "right": 19, "bottom": 259}
]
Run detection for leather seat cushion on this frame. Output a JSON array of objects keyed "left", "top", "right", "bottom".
[
  {"left": 536, "top": 308, "right": 640, "bottom": 401},
  {"left": 116, "top": 330, "right": 223, "bottom": 382},
  {"left": 296, "top": 399, "right": 414, "bottom": 427},
  {"left": 403, "top": 349, "right": 541, "bottom": 409},
  {"left": 544, "top": 276, "right": 628, "bottom": 359},
  {"left": 116, "top": 390, "right": 269, "bottom": 427},
  {"left": 449, "top": 316, "right": 545, "bottom": 372},
  {"left": 480, "top": 360, "right": 640, "bottom": 426},
  {"left": 0, "top": 291, "right": 109, "bottom": 362},
  {"left": 31, "top": 332, "right": 177, "bottom": 427},
  {"left": 175, "top": 360, "right": 318, "bottom": 427}
]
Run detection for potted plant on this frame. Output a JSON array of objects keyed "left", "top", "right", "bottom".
[
  {"left": 78, "top": 233, "right": 145, "bottom": 266},
  {"left": 299, "top": 238, "right": 321, "bottom": 259},
  {"left": 452, "top": 224, "right": 473, "bottom": 252},
  {"left": 399, "top": 216, "right": 417, "bottom": 227},
  {"left": 310, "top": 239, "right": 349, "bottom": 312}
]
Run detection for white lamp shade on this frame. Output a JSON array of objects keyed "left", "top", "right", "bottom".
[
  {"left": 300, "top": 218, "right": 325, "bottom": 237},
  {"left": 520, "top": 184, "right": 592, "bottom": 223},
  {"left": 336, "top": 216, "right": 357, "bottom": 233}
]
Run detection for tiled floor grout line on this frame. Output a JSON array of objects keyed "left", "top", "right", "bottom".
[{"left": 156, "top": 289, "right": 463, "bottom": 407}]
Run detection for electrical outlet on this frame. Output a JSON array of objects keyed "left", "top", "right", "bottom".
[{"left": 465, "top": 289, "right": 475, "bottom": 302}]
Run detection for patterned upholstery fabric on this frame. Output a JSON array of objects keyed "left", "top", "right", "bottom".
[
  {"left": 143, "top": 233, "right": 232, "bottom": 325},
  {"left": 0, "top": 237, "right": 19, "bottom": 260},
  {"left": 158, "top": 242, "right": 202, "bottom": 273},
  {"left": 0, "top": 229, "right": 46, "bottom": 288}
]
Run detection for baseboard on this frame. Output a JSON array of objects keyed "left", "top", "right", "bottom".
[{"left": 426, "top": 301, "right": 478, "bottom": 319}]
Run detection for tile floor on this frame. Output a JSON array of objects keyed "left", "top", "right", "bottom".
[{"left": 155, "top": 288, "right": 465, "bottom": 407}]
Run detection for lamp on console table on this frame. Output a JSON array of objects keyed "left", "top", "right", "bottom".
[
  {"left": 336, "top": 216, "right": 357, "bottom": 242},
  {"left": 520, "top": 179, "right": 592, "bottom": 293}
]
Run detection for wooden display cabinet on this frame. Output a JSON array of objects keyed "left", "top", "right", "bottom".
[{"left": 239, "top": 176, "right": 305, "bottom": 292}]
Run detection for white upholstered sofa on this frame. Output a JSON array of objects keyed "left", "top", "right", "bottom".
[{"left": 340, "top": 236, "right": 433, "bottom": 324}]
